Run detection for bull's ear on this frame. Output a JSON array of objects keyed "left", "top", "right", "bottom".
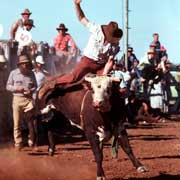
[
  {"left": 82, "top": 81, "right": 92, "bottom": 90},
  {"left": 84, "top": 73, "right": 96, "bottom": 82}
]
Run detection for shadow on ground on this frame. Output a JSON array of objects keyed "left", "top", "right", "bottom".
[{"left": 111, "top": 174, "right": 180, "bottom": 180}]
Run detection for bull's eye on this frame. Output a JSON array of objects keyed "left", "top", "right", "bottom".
[{"left": 98, "top": 85, "right": 101, "bottom": 88}]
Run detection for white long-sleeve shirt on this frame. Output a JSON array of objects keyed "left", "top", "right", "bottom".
[{"left": 83, "top": 22, "right": 109, "bottom": 61}]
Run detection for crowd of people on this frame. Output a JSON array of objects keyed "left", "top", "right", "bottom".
[{"left": 0, "top": 0, "right": 179, "bottom": 153}]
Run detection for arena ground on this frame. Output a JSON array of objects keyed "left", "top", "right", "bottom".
[{"left": 0, "top": 115, "right": 179, "bottom": 180}]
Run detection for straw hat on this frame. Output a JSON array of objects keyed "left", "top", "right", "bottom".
[{"left": 17, "top": 55, "right": 31, "bottom": 65}]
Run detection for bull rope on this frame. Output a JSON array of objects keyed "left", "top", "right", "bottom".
[{"left": 80, "top": 90, "right": 90, "bottom": 129}]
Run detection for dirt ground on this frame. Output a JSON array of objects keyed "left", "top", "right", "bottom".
[{"left": 0, "top": 116, "right": 180, "bottom": 180}]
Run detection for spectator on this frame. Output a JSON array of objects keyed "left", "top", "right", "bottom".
[
  {"left": 175, "top": 64, "right": 180, "bottom": 82},
  {"left": 130, "top": 59, "right": 145, "bottom": 93},
  {"left": 6, "top": 54, "right": 37, "bottom": 151},
  {"left": 138, "top": 49, "right": 159, "bottom": 74},
  {"left": 162, "top": 60, "right": 178, "bottom": 113},
  {"left": 33, "top": 55, "right": 50, "bottom": 90},
  {"left": 150, "top": 33, "right": 168, "bottom": 68},
  {"left": 150, "top": 33, "right": 161, "bottom": 51},
  {"left": 112, "top": 63, "right": 130, "bottom": 87},
  {"left": 16, "top": 19, "right": 35, "bottom": 56},
  {"left": 126, "top": 94, "right": 159, "bottom": 125},
  {"left": 138, "top": 49, "right": 164, "bottom": 98},
  {"left": 119, "top": 47, "right": 138, "bottom": 72},
  {"left": 10, "top": 8, "right": 32, "bottom": 40},
  {"left": 23, "top": 19, "right": 35, "bottom": 31},
  {"left": 127, "top": 47, "right": 138, "bottom": 71},
  {"left": 174, "top": 64, "right": 180, "bottom": 112},
  {"left": 112, "top": 63, "right": 127, "bottom": 94},
  {"left": 150, "top": 33, "right": 161, "bottom": 62},
  {"left": 54, "top": 23, "right": 78, "bottom": 71}
]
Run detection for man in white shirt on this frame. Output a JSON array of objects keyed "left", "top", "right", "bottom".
[
  {"left": 10, "top": 8, "right": 32, "bottom": 40},
  {"left": 33, "top": 55, "right": 49, "bottom": 90},
  {"left": 15, "top": 19, "right": 35, "bottom": 55},
  {"left": 39, "top": 0, "right": 123, "bottom": 98}
]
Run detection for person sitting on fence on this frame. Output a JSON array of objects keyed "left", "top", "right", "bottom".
[
  {"left": 53, "top": 23, "right": 78, "bottom": 72},
  {"left": 150, "top": 33, "right": 161, "bottom": 64},
  {"left": 149, "top": 33, "right": 168, "bottom": 73},
  {"left": 10, "top": 8, "right": 32, "bottom": 40},
  {"left": 15, "top": 19, "right": 35, "bottom": 56}
]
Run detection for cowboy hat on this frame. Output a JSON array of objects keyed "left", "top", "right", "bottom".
[
  {"left": 147, "top": 49, "right": 155, "bottom": 54},
  {"left": 56, "top": 23, "right": 68, "bottom": 31},
  {"left": 0, "top": 55, "right": 7, "bottom": 63},
  {"left": 35, "top": 55, "right": 45, "bottom": 64},
  {"left": 101, "top": 21, "right": 123, "bottom": 44},
  {"left": 17, "top": 55, "right": 31, "bottom": 65},
  {"left": 149, "top": 43, "right": 156, "bottom": 48},
  {"left": 24, "top": 19, "right": 35, "bottom": 27},
  {"left": 21, "top": 8, "right": 32, "bottom": 15},
  {"left": 128, "top": 47, "right": 133, "bottom": 52},
  {"left": 165, "top": 59, "right": 171, "bottom": 64}
]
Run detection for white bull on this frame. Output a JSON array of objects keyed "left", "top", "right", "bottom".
[{"left": 85, "top": 74, "right": 121, "bottom": 112}]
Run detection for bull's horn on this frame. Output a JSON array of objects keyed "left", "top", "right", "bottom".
[
  {"left": 84, "top": 73, "right": 96, "bottom": 82},
  {"left": 85, "top": 73, "right": 96, "bottom": 78}
]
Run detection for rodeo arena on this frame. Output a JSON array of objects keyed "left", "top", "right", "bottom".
[{"left": 0, "top": 2, "right": 180, "bottom": 180}]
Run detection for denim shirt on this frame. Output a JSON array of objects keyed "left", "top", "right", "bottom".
[{"left": 6, "top": 68, "right": 37, "bottom": 96}]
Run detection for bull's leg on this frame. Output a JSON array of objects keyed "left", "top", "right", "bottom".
[
  {"left": 47, "top": 129, "right": 55, "bottom": 156},
  {"left": 85, "top": 132, "right": 106, "bottom": 180},
  {"left": 33, "top": 118, "right": 39, "bottom": 147},
  {"left": 25, "top": 110, "right": 36, "bottom": 147},
  {"left": 119, "top": 129, "right": 148, "bottom": 173},
  {"left": 111, "top": 126, "right": 119, "bottom": 159},
  {"left": 42, "top": 121, "right": 55, "bottom": 156}
]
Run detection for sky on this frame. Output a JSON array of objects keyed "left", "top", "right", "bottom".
[{"left": 0, "top": 0, "right": 180, "bottom": 64}]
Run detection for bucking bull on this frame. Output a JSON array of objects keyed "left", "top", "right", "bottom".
[{"left": 35, "top": 74, "right": 147, "bottom": 180}]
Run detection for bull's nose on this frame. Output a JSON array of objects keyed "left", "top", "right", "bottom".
[{"left": 92, "top": 101, "right": 103, "bottom": 107}]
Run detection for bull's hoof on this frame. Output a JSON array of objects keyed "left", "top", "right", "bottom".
[
  {"left": 28, "top": 139, "right": 34, "bottom": 147},
  {"left": 137, "top": 166, "right": 148, "bottom": 173},
  {"left": 48, "top": 148, "right": 55, "bottom": 156},
  {"left": 96, "top": 176, "right": 106, "bottom": 180}
]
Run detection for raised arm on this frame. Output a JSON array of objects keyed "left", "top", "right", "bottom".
[
  {"left": 74, "top": 0, "right": 89, "bottom": 26},
  {"left": 10, "top": 21, "right": 18, "bottom": 40}
]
